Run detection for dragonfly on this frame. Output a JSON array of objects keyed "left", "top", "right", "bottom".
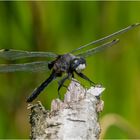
[{"left": 0, "top": 23, "right": 139, "bottom": 102}]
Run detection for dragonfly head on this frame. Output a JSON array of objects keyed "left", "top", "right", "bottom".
[{"left": 71, "top": 57, "right": 86, "bottom": 73}]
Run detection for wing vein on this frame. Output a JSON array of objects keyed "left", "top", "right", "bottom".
[
  {"left": 0, "top": 61, "right": 50, "bottom": 72},
  {"left": 76, "top": 39, "right": 119, "bottom": 58},
  {"left": 0, "top": 49, "right": 58, "bottom": 60}
]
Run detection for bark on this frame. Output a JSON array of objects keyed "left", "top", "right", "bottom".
[{"left": 28, "top": 79, "right": 105, "bottom": 140}]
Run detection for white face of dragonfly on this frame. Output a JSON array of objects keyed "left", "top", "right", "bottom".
[
  {"left": 73, "top": 58, "right": 86, "bottom": 73},
  {"left": 76, "top": 63, "right": 86, "bottom": 73}
]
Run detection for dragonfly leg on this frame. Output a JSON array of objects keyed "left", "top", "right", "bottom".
[
  {"left": 58, "top": 81, "right": 68, "bottom": 89},
  {"left": 72, "top": 72, "right": 74, "bottom": 78},
  {"left": 71, "top": 78, "right": 81, "bottom": 85},
  {"left": 75, "top": 71, "right": 95, "bottom": 86},
  {"left": 58, "top": 73, "right": 71, "bottom": 99},
  {"left": 62, "top": 84, "right": 68, "bottom": 89}
]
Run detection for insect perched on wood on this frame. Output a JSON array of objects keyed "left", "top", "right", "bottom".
[{"left": 0, "top": 23, "right": 139, "bottom": 102}]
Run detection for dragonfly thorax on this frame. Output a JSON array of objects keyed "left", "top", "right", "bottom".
[
  {"left": 48, "top": 53, "right": 86, "bottom": 74},
  {"left": 50, "top": 53, "right": 76, "bottom": 74}
]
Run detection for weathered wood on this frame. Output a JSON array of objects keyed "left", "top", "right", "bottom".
[{"left": 28, "top": 79, "right": 105, "bottom": 140}]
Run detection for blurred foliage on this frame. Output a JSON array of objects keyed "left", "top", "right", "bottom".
[{"left": 0, "top": 1, "right": 140, "bottom": 139}]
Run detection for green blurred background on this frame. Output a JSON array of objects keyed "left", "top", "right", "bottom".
[{"left": 0, "top": 1, "right": 140, "bottom": 139}]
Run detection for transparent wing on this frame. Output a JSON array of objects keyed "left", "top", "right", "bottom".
[
  {"left": 0, "top": 49, "right": 58, "bottom": 60},
  {"left": 76, "top": 39, "right": 119, "bottom": 58},
  {"left": 0, "top": 61, "right": 50, "bottom": 72},
  {"left": 71, "top": 23, "right": 140, "bottom": 53}
]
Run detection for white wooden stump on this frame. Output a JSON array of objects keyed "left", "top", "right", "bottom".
[{"left": 28, "top": 79, "right": 105, "bottom": 140}]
